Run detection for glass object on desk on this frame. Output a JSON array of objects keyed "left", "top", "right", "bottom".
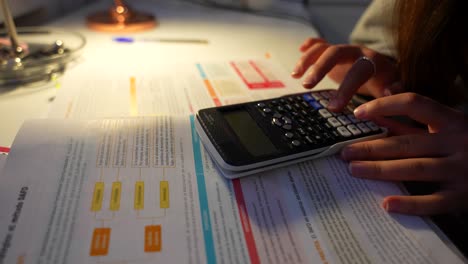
[
  {"left": 86, "top": 0, "right": 157, "bottom": 32},
  {"left": 0, "top": 27, "right": 86, "bottom": 88}
]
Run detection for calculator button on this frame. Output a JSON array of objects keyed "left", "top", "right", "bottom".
[
  {"left": 293, "top": 103, "right": 302, "bottom": 110},
  {"left": 291, "top": 140, "right": 301, "bottom": 147},
  {"left": 285, "top": 104, "right": 293, "bottom": 111},
  {"left": 282, "top": 117, "right": 292, "bottom": 124},
  {"left": 347, "top": 114, "right": 359, "bottom": 123},
  {"left": 309, "top": 101, "right": 322, "bottom": 110},
  {"left": 273, "top": 113, "right": 282, "bottom": 119},
  {"left": 312, "top": 93, "right": 322, "bottom": 100},
  {"left": 346, "top": 104, "right": 355, "bottom": 113},
  {"left": 365, "top": 121, "right": 380, "bottom": 132},
  {"left": 272, "top": 118, "right": 283, "bottom": 127},
  {"left": 306, "top": 126, "right": 314, "bottom": 132},
  {"left": 279, "top": 98, "right": 286, "bottom": 104},
  {"left": 320, "top": 91, "right": 331, "bottom": 99},
  {"left": 285, "top": 132, "right": 294, "bottom": 139},
  {"left": 337, "top": 126, "right": 352, "bottom": 137},
  {"left": 291, "top": 111, "right": 300, "bottom": 117},
  {"left": 327, "top": 117, "right": 341, "bottom": 127},
  {"left": 301, "top": 101, "right": 310, "bottom": 108},
  {"left": 282, "top": 124, "right": 292, "bottom": 130},
  {"left": 270, "top": 100, "right": 278, "bottom": 105},
  {"left": 262, "top": 108, "right": 272, "bottom": 114},
  {"left": 319, "top": 99, "right": 329, "bottom": 108},
  {"left": 304, "top": 136, "right": 315, "bottom": 145},
  {"left": 331, "top": 130, "right": 340, "bottom": 138},
  {"left": 303, "top": 94, "right": 314, "bottom": 102},
  {"left": 300, "top": 109, "right": 309, "bottom": 116},
  {"left": 297, "top": 128, "right": 307, "bottom": 135},
  {"left": 287, "top": 97, "right": 295, "bottom": 103},
  {"left": 257, "top": 102, "right": 266, "bottom": 108},
  {"left": 318, "top": 109, "right": 332, "bottom": 118},
  {"left": 357, "top": 123, "right": 371, "bottom": 133},
  {"left": 295, "top": 96, "right": 303, "bottom": 101},
  {"left": 277, "top": 106, "right": 285, "bottom": 112},
  {"left": 337, "top": 115, "right": 351, "bottom": 125},
  {"left": 313, "top": 134, "right": 323, "bottom": 142},
  {"left": 347, "top": 124, "right": 362, "bottom": 136},
  {"left": 298, "top": 119, "right": 307, "bottom": 125}
]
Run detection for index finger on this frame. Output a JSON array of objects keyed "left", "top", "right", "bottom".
[
  {"left": 327, "top": 56, "right": 375, "bottom": 112},
  {"left": 353, "top": 93, "right": 464, "bottom": 130}
]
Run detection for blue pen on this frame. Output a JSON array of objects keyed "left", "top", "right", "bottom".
[{"left": 113, "top": 37, "right": 208, "bottom": 44}]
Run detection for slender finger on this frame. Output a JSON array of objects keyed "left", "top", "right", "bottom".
[
  {"left": 327, "top": 57, "right": 376, "bottom": 111},
  {"left": 341, "top": 133, "right": 449, "bottom": 161},
  {"left": 302, "top": 45, "right": 362, "bottom": 88},
  {"left": 382, "top": 192, "right": 454, "bottom": 215},
  {"left": 348, "top": 157, "right": 451, "bottom": 182},
  {"left": 299, "top": 37, "right": 326, "bottom": 52},
  {"left": 371, "top": 116, "right": 426, "bottom": 136},
  {"left": 292, "top": 42, "right": 330, "bottom": 78},
  {"left": 353, "top": 93, "right": 464, "bottom": 130}
]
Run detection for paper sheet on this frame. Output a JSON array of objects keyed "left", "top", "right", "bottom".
[
  {"left": 0, "top": 117, "right": 465, "bottom": 264},
  {"left": 48, "top": 59, "right": 306, "bottom": 119}
]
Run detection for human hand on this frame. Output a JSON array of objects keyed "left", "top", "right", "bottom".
[
  {"left": 341, "top": 93, "right": 468, "bottom": 215},
  {"left": 291, "top": 38, "right": 401, "bottom": 112}
]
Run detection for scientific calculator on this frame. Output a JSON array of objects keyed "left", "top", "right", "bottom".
[{"left": 195, "top": 90, "right": 387, "bottom": 179}]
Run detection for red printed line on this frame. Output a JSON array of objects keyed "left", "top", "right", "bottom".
[
  {"left": 0, "top": 146, "right": 10, "bottom": 153},
  {"left": 230, "top": 62, "right": 251, "bottom": 87},
  {"left": 249, "top": 60, "right": 285, "bottom": 89},
  {"left": 249, "top": 60, "right": 269, "bottom": 83},
  {"left": 233, "top": 179, "right": 260, "bottom": 264}
]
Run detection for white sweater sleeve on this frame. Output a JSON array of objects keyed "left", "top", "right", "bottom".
[{"left": 349, "top": 0, "right": 397, "bottom": 58}]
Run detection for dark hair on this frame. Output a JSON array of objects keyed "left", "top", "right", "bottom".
[{"left": 394, "top": 0, "right": 468, "bottom": 105}]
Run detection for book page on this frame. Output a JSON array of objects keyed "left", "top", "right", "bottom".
[
  {"left": 0, "top": 118, "right": 465, "bottom": 263},
  {"left": 48, "top": 59, "right": 306, "bottom": 119}
]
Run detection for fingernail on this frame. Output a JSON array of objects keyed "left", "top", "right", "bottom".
[
  {"left": 328, "top": 98, "right": 339, "bottom": 110},
  {"left": 291, "top": 67, "right": 301, "bottom": 77},
  {"left": 353, "top": 104, "right": 367, "bottom": 119},
  {"left": 340, "top": 146, "right": 355, "bottom": 160},
  {"left": 348, "top": 162, "right": 366, "bottom": 177},
  {"left": 303, "top": 72, "right": 317, "bottom": 87},
  {"left": 383, "top": 199, "right": 400, "bottom": 213},
  {"left": 383, "top": 88, "right": 392, "bottom": 96}
]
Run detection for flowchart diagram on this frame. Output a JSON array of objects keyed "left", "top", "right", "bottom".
[{"left": 88, "top": 117, "right": 175, "bottom": 260}]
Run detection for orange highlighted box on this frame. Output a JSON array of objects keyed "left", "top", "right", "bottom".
[
  {"left": 145, "top": 225, "right": 161, "bottom": 252},
  {"left": 90, "top": 228, "right": 111, "bottom": 256}
]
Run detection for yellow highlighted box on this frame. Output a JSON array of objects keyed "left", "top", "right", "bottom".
[
  {"left": 90, "top": 228, "right": 111, "bottom": 256},
  {"left": 145, "top": 225, "right": 161, "bottom": 252},
  {"left": 134, "top": 181, "right": 145, "bottom": 210},
  {"left": 110, "top": 182, "right": 121, "bottom": 211},
  {"left": 160, "top": 181, "right": 170, "bottom": 208},
  {"left": 91, "top": 182, "right": 105, "bottom": 212}
]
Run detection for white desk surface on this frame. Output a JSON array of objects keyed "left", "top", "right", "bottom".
[{"left": 0, "top": 0, "right": 337, "bottom": 147}]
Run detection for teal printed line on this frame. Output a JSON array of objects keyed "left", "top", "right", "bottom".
[
  {"left": 196, "top": 63, "right": 207, "bottom": 79},
  {"left": 190, "top": 116, "right": 216, "bottom": 264}
]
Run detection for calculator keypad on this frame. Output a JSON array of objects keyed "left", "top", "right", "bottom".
[{"left": 254, "top": 90, "right": 382, "bottom": 150}]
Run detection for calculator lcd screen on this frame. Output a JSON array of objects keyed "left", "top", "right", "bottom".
[{"left": 223, "top": 110, "right": 278, "bottom": 157}]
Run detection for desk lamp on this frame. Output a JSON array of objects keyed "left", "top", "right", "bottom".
[{"left": 86, "top": 0, "right": 156, "bottom": 32}]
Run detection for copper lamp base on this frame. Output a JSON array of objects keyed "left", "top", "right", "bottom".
[{"left": 86, "top": 4, "right": 157, "bottom": 32}]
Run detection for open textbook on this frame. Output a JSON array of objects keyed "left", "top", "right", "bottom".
[{"left": 0, "top": 116, "right": 465, "bottom": 264}]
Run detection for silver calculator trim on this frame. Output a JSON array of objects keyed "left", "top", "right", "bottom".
[{"left": 195, "top": 115, "right": 388, "bottom": 179}]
